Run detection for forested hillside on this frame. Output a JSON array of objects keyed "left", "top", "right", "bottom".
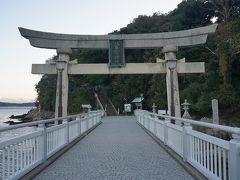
[{"left": 35, "top": 0, "right": 240, "bottom": 124}]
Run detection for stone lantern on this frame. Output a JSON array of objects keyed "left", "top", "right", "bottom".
[
  {"left": 181, "top": 99, "right": 191, "bottom": 119},
  {"left": 152, "top": 103, "right": 157, "bottom": 113}
]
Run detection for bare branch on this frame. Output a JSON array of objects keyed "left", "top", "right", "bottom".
[
  {"left": 204, "top": 46, "right": 218, "bottom": 56},
  {"left": 235, "top": 51, "right": 240, "bottom": 55}
]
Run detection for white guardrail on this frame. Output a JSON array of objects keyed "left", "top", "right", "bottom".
[
  {"left": 0, "top": 110, "right": 104, "bottom": 180},
  {"left": 135, "top": 110, "right": 240, "bottom": 180}
]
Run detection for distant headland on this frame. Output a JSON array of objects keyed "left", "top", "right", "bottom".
[{"left": 0, "top": 102, "right": 35, "bottom": 107}]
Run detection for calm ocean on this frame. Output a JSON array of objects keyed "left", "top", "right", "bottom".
[{"left": 0, "top": 106, "right": 37, "bottom": 142}]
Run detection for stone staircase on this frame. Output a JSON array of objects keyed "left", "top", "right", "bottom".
[{"left": 98, "top": 94, "right": 118, "bottom": 116}]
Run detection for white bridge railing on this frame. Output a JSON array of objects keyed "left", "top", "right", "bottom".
[
  {"left": 0, "top": 110, "right": 104, "bottom": 180},
  {"left": 135, "top": 110, "right": 240, "bottom": 180}
]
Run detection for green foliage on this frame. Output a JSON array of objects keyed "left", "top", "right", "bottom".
[
  {"left": 217, "top": 84, "right": 240, "bottom": 113},
  {"left": 202, "top": 0, "right": 240, "bottom": 22},
  {"left": 35, "top": 75, "right": 56, "bottom": 111},
  {"left": 146, "top": 75, "right": 167, "bottom": 109},
  {"left": 218, "top": 41, "right": 231, "bottom": 84}
]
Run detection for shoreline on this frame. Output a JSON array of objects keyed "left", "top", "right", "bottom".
[{"left": 5, "top": 107, "right": 54, "bottom": 125}]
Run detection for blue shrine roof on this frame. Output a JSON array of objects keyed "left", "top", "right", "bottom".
[
  {"left": 81, "top": 104, "right": 92, "bottom": 109},
  {"left": 131, "top": 97, "right": 144, "bottom": 103}
]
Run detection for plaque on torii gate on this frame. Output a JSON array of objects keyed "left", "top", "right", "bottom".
[{"left": 19, "top": 24, "right": 217, "bottom": 117}]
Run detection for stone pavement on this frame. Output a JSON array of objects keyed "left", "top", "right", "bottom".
[{"left": 34, "top": 116, "right": 194, "bottom": 180}]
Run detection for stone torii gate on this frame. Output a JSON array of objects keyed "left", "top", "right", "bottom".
[{"left": 19, "top": 24, "right": 217, "bottom": 117}]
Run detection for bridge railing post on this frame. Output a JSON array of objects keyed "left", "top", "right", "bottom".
[
  {"left": 100, "top": 112, "right": 102, "bottom": 122},
  {"left": 76, "top": 115, "right": 81, "bottom": 136},
  {"left": 96, "top": 114, "right": 101, "bottom": 124},
  {"left": 136, "top": 112, "right": 139, "bottom": 123},
  {"left": 147, "top": 114, "right": 150, "bottom": 130},
  {"left": 63, "top": 118, "right": 69, "bottom": 144},
  {"left": 91, "top": 114, "right": 94, "bottom": 127},
  {"left": 138, "top": 111, "right": 142, "bottom": 124},
  {"left": 229, "top": 134, "right": 240, "bottom": 180},
  {"left": 140, "top": 113, "right": 143, "bottom": 124},
  {"left": 142, "top": 112, "right": 145, "bottom": 125},
  {"left": 145, "top": 113, "right": 148, "bottom": 127},
  {"left": 38, "top": 123, "right": 47, "bottom": 162},
  {"left": 94, "top": 114, "right": 96, "bottom": 125},
  {"left": 86, "top": 114, "right": 90, "bottom": 130},
  {"left": 143, "top": 114, "right": 146, "bottom": 127},
  {"left": 182, "top": 122, "right": 192, "bottom": 162},
  {"left": 164, "top": 118, "right": 171, "bottom": 145},
  {"left": 153, "top": 115, "right": 158, "bottom": 136},
  {"left": 88, "top": 113, "right": 91, "bottom": 129},
  {"left": 93, "top": 114, "right": 96, "bottom": 126}
]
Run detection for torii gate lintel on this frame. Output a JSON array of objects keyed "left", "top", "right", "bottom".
[{"left": 32, "top": 62, "right": 204, "bottom": 75}]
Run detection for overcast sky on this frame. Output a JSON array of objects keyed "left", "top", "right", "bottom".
[{"left": 0, "top": 0, "right": 182, "bottom": 103}]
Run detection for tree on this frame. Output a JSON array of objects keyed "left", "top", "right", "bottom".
[
  {"left": 203, "top": 0, "right": 240, "bottom": 22},
  {"left": 35, "top": 0, "right": 240, "bottom": 124},
  {"left": 35, "top": 75, "right": 56, "bottom": 111}
]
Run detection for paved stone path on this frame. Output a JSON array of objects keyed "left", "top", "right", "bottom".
[{"left": 34, "top": 116, "right": 194, "bottom": 180}]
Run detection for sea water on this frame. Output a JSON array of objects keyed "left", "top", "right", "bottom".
[{"left": 0, "top": 106, "right": 37, "bottom": 142}]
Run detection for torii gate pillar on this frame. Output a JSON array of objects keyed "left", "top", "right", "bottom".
[
  {"left": 163, "top": 45, "right": 181, "bottom": 117},
  {"left": 55, "top": 48, "right": 72, "bottom": 117}
]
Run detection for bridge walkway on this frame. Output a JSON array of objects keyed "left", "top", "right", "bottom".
[{"left": 34, "top": 116, "right": 194, "bottom": 180}]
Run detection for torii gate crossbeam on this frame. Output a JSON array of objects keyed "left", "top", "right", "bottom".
[{"left": 32, "top": 62, "right": 204, "bottom": 75}]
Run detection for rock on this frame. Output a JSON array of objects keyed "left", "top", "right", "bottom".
[
  {"left": 24, "top": 108, "right": 54, "bottom": 121},
  {"left": 9, "top": 114, "right": 27, "bottom": 119},
  {"left": 4, "top": 108, "right": 54, "bottom": 126},
  {"left": 4, "top": 121, "right": 23, "bottom": 125}
]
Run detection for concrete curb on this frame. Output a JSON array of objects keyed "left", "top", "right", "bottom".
[
  {"left": 137, "top": 122, "right": 207, "bottom": 180},
  {"left": 21, "top": 121, "right": 102, "bottom": 180}
]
